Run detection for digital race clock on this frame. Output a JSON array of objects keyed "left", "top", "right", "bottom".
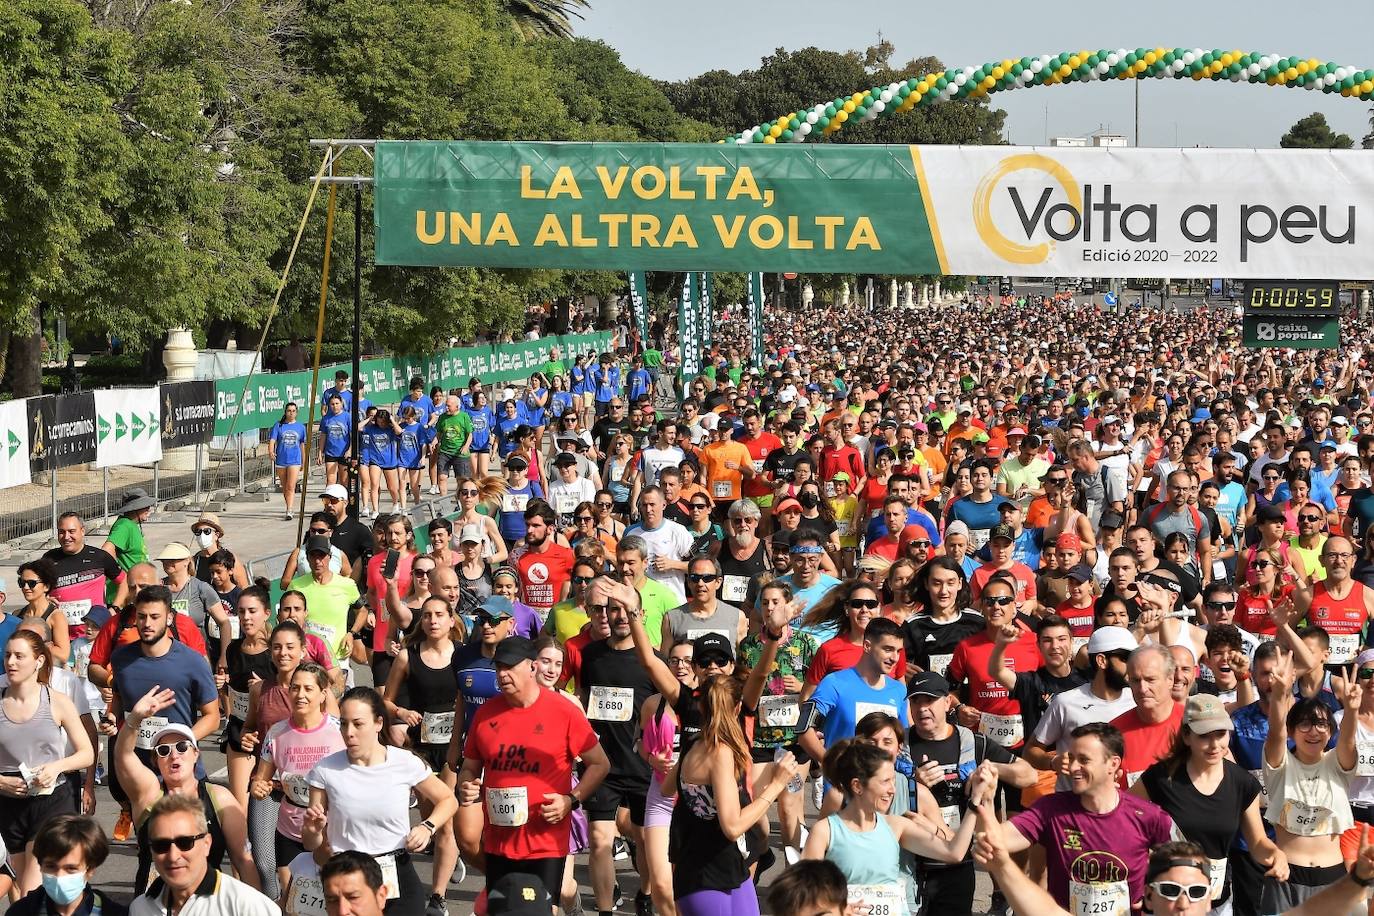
[{"left": 1241, "top": 280, "right": 1341, "bottom": 315}]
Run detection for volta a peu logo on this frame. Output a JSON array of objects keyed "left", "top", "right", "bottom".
[{"left": 974, "top": 153, "right": 1083, "bottom": 265}]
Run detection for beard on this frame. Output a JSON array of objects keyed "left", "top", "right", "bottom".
[{"left": 1104, "top": 666, "right": 1129, "bottom": 691}]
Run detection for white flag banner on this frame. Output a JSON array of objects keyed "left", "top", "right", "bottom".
[
  {"left": 0, "top": 399, "right": 31, "bottom": 490},
  {"left": 94, "top": 388, "right": 162, "bottom": 468}
]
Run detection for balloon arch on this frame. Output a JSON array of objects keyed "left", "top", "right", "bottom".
[{"left": 725, "top": 47, "right": 1374, "bottom": 144}]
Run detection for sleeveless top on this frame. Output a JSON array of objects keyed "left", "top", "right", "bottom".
[
  {"left": 257, "top": 682, "right": 295, "bottom": 739},
  {"left": 226, "top": 640, "right": 274, "bottom": 722},
  {"left": 0, "top": 686, "right": 64, "bottom": 770},
  {"left": 717, "top": 538, "right": 768, "bottom": 606},
  {"left": 135, "top": 781, "right": 227, "bottom": 893},
  {"left": 405, "top": 644, "right": 460, "bottom": 747},
  {"left": 668, "top": 767, "right": 750, "bottom": 897},
  {"left": 457, "top": 563, "right": 492, "bottom": 621},
  {"left": 824, "top": 812, "right": 904, "bottom": 892}
]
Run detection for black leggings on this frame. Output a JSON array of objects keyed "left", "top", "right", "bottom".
[{"left": 382, "top": 851, "right": 425, "bottom": 914}]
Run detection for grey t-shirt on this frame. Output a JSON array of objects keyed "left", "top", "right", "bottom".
[
  {"left": 167, "top": 577, "right": 222, "bottom": 629},
  {"left": 664, "top": 601, "right": 743, "bottom": 649}
]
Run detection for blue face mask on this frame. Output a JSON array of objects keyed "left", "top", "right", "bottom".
[{"left": 42, "top": 871, "right": 87, "bottom": 906}]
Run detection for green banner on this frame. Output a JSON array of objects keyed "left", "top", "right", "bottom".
[
  {"left": 678, "top": 273, "right": 701, "bottom": 382},
  {"left": 628, "top": 271, "right": 649, "bottom": 344},
  {"left": 213, "top": 332, "right": 613, "bottom": 436},
  {"left": 748, "top": 273, "right": 766, "bottom": 370},
  {"left": 1242, "top": 315, "right": 1340, "bottom": 349},
  {"left": 374, "top": 141, "right": 936, "bottom": 273},
  {"left": 699, "top": 272, "right": 714, "bottom": 354}
]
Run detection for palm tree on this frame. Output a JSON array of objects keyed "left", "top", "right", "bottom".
[
  {"left": 1365, "top": 104, "right": 1373, "bottom": 149},
  {"left": 504, "top": 0, "right": 591, "bottom": 40}
]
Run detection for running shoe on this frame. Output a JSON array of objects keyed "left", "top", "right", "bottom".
[
  {"left": 425, "top": 893, "right": 448, "bottom": 916},
  {"left": 113, "top": 808, "right": 133, "bottom": 842},
  {"left": 634, "top": 891, "right": 653, "bottom": 916}
]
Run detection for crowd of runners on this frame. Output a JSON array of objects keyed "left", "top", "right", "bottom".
[{"left": 6, "top": 285, "right": 1374, "bottom": 915}]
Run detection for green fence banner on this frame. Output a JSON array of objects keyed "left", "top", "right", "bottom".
[
  {"left": 628, "top": 271, "right": 649, "bottom": 344},
  {"left": 213, "top": 332, "right": 613, "bottom": 436},
  {"left": 748, "top": 273, "right": 765, "bottom": 370},
  {"left": 1242, "top": 315, "right": 1340, "bottom": 349},
  {"left": 699, "top": 272, "right": 714, "bottom": 354},
  {"left": 678, "top": 273, "right": 701, "bottom": 382}
]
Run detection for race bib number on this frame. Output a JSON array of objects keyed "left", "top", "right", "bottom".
[
  {"left": 835, "top": 519, "right": 851, "bottom": 538},
  {"left": 229, "top": 688, "right": 251, "bottom": 721},
  {"left": 824, "top": 481, "right": 836, "bottom": 498},
  {"left": 940, "top": 805, "right": 962, "bottom": 831},
  {"left": 588, "top": 686, "right": 634, "bottom": 722},
  {"left": 1280, "top": 799, "right": 1331, "bottom": 836},
  {"left": 926, "top": 653, "right": 953, "bottom": 676},
  {"left": 207, "top": 614, "right": 241, "bottom": 641},
  {"left": 421, "top": 711, "right": 455, "bottom": 745},
  {"left": 486, "top": 786, "right": 529, "bottom": 827},
  {"left": 286, "top": 875, "right": 327, "bottom": 916},
  {"left": 1207, "top": 857, "right": 1227, "bottom": 901},
  {"left": 281, "top": 772, "right": 312, "bottom": 807},
  {"left": 135, "top": 716, "right": 170, "bottom": 751},
  {"left": 1069, "top": 880, "right": 1130, "bottom": 916},
  {"left": 305, "top": 622, "right": 339, "bottom": 654},
  {"left": 1249, "top": 769, "right": 1270, "bottom": 808},
  {"left": 58, "top": 599, "right": 91, "bottom": 626},
  {"left": 854, "top": 701, "right": 894, "bottom": 723},
  {"left": 1359, "top": 740, "right": 1374, "bottom": 778},
  {"left": 1329, "top": 632, "right": 1360, "bottom": 664},
  {"left": 758, "top": 695, "right": 800, "bottom": 728},
  {"left": 686, "top": 628, "right": 731, "bottom": 645},
  {"left": 752, "top": 459, "right": 765, "bottom": 474},
  {"left": 978, "top": 712, "right": 1025, "bottom": 747},
  {"left": 501, "top": 493, "right": 531, "bottom": 513},
  {"left": 848, "top": 884, "right": 904, "bottom": 916},
  {"left": 553, "top": 492, "right": 580, "bottom": 514},
  {"left": 377, "top": 854, "right": 400, "bottom": 901},
  {"left": 72, "top": 643, "right": 91, "bottom": 680},
  {"left": 713, "top": 480, "right": 732, "bottom": 499},
  {"left": 721, "top": 575, "right": 749, "bottom": 603}
]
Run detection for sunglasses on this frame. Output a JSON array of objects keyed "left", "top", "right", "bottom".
[
  {"left": 848, "top": 598, "right": 881, "bottom": 610},
  {"left": 687, "top": 573, "right": 719, "bottom": 583},
  {"left": 908, "top": 541, "right": 931, "bottom": 550},
  {"left": 1262, "top": 475, "right": 1280, "bottom": 481},
  {"left": 154, "top": 740, "right": 194, "bottom": 758},
  {"left": 588, "top": 604, "right": 610, "bottom": 615},
  {"left": 690, "top": 502, "right": 711, "bottom": 510},
  {"left": 459, "top": 488, "right": 480, "bottom": 496},
  {"left": 575, "top": 516, "right": 594, "bottom": 522},
  {"left": 1045, "top": 477, "right": 1067, "bottom": 485},
  {"left": 478, "top": 613, "right": 512, "bottom": 626},
  {"left": 1252, "top": 560, "right": 1273, "bottom": 570},
  {"left": 413, "top": 567, "right": 435, "bottom": 577},
  {"left": 1205, "top": 601, "right": 1237, "bottom": 611},
  {"left": 1299, "top": 514, "right": 1324, "bottom": 523},
  {"left": 18, "top": 579, "right": 41, "bottom": 589},
  {"left": 149, "top": 833, "right": 208, "bottom": 855},
  {"left": 1359, "top": 668, "right": 1374, "bottom": 681},
  {"left": 191, "top": 527, "right": 216, "bottom": 536},
  {"left": 982, "top": 595, "right": 1016, "bottom": 606},
  {"left": 1150, "top": 881, "right": 1210, "bottom": 903},
  {"left": 309, "top": 527, "right": 331, "bottom": 535},
  {"left": 572, "top": 575, "right": 595, "bottom": 585}
]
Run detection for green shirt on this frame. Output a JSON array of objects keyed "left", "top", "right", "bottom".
[
  {"left": 643, "top": 349, "right": 663, "bottom": 368},
  {"left": 738, "top": 630, "right": 819, "bottom": 748},
  {"left": 542, "top": 359, "right": 566, "bottom": 379},
  {"left": 638, "top": 578, "right": 679, "bottom": 649},
  {"left": 436, "top": 411, "right": 474, "bottom": 456},
  {"left": 105, "top": 516, "right": 146, "bottom": 605},
  {"left": 289, "top": 572, "right": 361, "bottom": 660}
]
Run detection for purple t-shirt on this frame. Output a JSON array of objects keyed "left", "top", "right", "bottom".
[{"left": 1011, "top": 790, "right": 1175, "bottom": 910}]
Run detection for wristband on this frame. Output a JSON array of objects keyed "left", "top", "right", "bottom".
[
  {"left": 1351, "top": 868, "right": 1374, "bottom": 888},
  {"left": 420, "top": 819, "right": 437, "bottom": 834},
  {"left": 1237, "top": 672, "right": 1250, "bottom": 682}
]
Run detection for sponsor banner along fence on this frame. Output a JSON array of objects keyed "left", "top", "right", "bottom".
[
  {"left": 161, "top": 382, "right": 217, "bottom": 449},
  {"left": 0, "top": 400, "right": 31, "bottom": 490},
  {"left": 211, "top": 332, "right": 613, "bottom": 436},
  {"left": 94, "top": 388, "right": 162, "bottom": 469},
  {"left": 374, "top": 141, "right": 1374, "bottom": 280}
]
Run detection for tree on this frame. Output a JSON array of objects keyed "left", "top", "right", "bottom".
[
  {"left": 1280, "top": 112, "right": 1353, "bottom": 149},
  {"left": 502, "top": 0, "right": 589, "bottom": 40},
  {"left": 1364, "top": 103, "right": 1373, "bottom": 149}
]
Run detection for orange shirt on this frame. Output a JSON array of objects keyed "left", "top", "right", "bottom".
[{"left": 700, "top": 440, "right": 754, "bottom": 503}]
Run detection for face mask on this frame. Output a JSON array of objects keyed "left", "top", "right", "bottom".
[
  {"left": 195, "top": 531, "right": 216, "bottom": 549},
  {"left": 42, "top": 872, "right": 87, "bottom": 906},
  {"left": 798, "top": 492, "right": 819, "bottom": 510}
]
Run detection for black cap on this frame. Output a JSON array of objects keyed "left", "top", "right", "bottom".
[
  {"left": 1099, "top": 510, "right": 1125, "bottom": 530},
  {"left": 552, "top": 452, "right": 579, "bottom": 468},
  {"left": 989, "top": 523, "right": 1016, "bottom": 542},
  {"left": 907, "top": 671, "right": 952, "bottom": 698},
  {"left": 691, "top": 632, "right": 734, "bottom": 666},
  {"left": 488, "top": 872, "right": 552, "bottom": 915},
  {"left": 1066, "top": 563, "right": 1094, "bottom": 584},
  {"left": 505, "top": 455, "right": 529, "bottom": 471},
  {"left": 304, "top": 534, "right": 333, "bottom": 556},
  {"left": 492, "top": 637, "right": 538, "bottom": 667},
  {"left": 1255, "top": 504, "right": 1285, "bottom": 524}
]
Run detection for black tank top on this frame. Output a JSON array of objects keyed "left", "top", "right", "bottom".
[
  {"left": 226, "top": 639, "right": 274, "bottom": 692},
  {"left": 404, "top": 645, "right": 460, "bottom": 715},
  {"left": 718, "top": 537, "right": 768, "bottom": 580},
  {"left": 136, "top": 781, "right": 227, "bottom": 893},
  {"left": 669, "top": 762, "right": 750, "bottom": 896}
]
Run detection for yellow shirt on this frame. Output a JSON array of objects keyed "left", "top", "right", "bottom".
[{"left": 830, "top": 496, "right": 859, "bottom": 547}]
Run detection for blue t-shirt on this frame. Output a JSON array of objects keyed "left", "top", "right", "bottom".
[
  {"left": 497, "top": 482, "right": 546, "bottom": 542},
  {"left": 111, "top": 640, "right": 218, "bottom": 776},
  {"left": 948, "top": 496, "right": 1003, "bottom": 542},
  {"left": 593, "top": 365, "right": 621, "bottom": 402},
  {"left": 0, "top": 613, "right": 20, "bottom": 648},
  {"left": 466, "top": 405, "right": 496, "bottom": 450},
  {"left": 523, "top": 388, "right": 548, "bottom": 427},
  {"left": 863, "top": 509, "right": 942, "bottom": 547},
  {"left": 627, "top": 368, "right": 652, "bottom": 403},
  {"left": 398, "top": 393, "right": 434, "bottom": 426},
  {"left": 1311, "top": 467, "right": 1340, "bottom": 509},
  {"left": 496, "top": 415, "right": 526, "bottom": 458},
  {"left": 550, "top": 391, "right": 575, "bottom": 420},
  {"left": 811, "top": 667, "right": 910, "bottom": 750},
  {"left": 363, "top": 425, "right": 398, "bottom": 468},
  {"left": 454, "top": 647, "right": 499, "bottom": 744},
  {"left": 270, "top": 421, "right": 307, "bottom": 467},
  {"left": 319, "top": 413, "right": 352, "bottom": 459},
  {"left": 397, "top": 422, "right": 425, "bottom": 469},
  {"left": 779, "top": 572, "right": 843, "bottom": 640},
  {"left": 321, "top": 387, "right": 352, "bottom": 413}
]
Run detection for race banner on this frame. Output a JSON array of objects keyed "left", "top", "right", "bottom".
[
  {"left": 375, "top": 141, "right": 1374, "bottom": 279},
  {"left": 160, "top": 381, "right": 216, "bottom": 449},
  {"left": 94, "top": 388, "right": 162, "bottom": 468},
  {"left": 698, "top": 272, "right": 714, "bottom": 354},
  {"left": 213, "top": 332, "right": 612, "bottom": 436},
  {"left": 0, "top": 399, "right": 31, "bottom": 490},
  {"left": 678, "top": 273, "right": 701, "bottom": 382},
  {"left": 748, "top": 272, "right": 766, "bottom": 370},
  {"left": 628, "top": 271, "right": 649, "bottom": 343},
  {"left": 28, "top": 393, "right": 97, "bottom": 474}
]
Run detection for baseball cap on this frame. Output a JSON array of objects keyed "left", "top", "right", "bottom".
[
  {"left": 552, "top": 452, "right": 579, "bottom": 468},
  {"left": 1055, "top": 532, "right": 1083, "bottom": 551},
  {"left": 85, "top": 605, "right": 113, "bottom": 630},
  {"left": 459, "top": 524, "right": 484, "bottom": 545},
  {"left": 906, "top": 671, "right": 952, "bottom": 698},
  {"left": 488, "top": 873, "right": 552, "bottom": 915},
  {"left": 1066, "top": 563, "right": 1094, "bottom": 584},
  {"left": 1101, "top": 414, "right": 1121, "bottom": 425},
  {"left": 1086, "top": 626, "right": 1138, "bottom": 655},
  {"left": 773, "top": 498, "right": 802, "bottom": 515},
  {"left": 505, "top": 455, "right": 529, "bottom": 471},
  {"left": 479, "top": 596, "right": 516, "bottom": 621},
  {"left": 832, "top": 471, "right": 851, "bottom": 484},
  {"left": 1182, "top": 694, "right": 1233, "bottom": 734},
  {"left": 1006, "top": 427, "right": 1027, "bottom": 437},
  {"left": 492, "top": 637, "right": 537, "bottom": 667},
  {"left": 692, "top": 632, "right": 734, "bottom": 666},
  {"left": 304, "top": 534, "right": 333, "bottom": 556},
  {"left": 1254, "top": 504, "right": 1285, "bottom": 524},
  {"left": 989, "top": 523, "right": 1015, "bottom": 542},
  {"left": 151, "top": 722, "right": 198, "bottom": 747},
  {"left": 1098, "top": 510, "right": 1125, "bottom": 530},
  {"left": 156, "top": 542, "right": 194, "bottom": 562},
  {"left": 321, "top": 483, "right": 349, "bottom": 501},
  {"left": 1332, "top": 416, "right": 1351, "bottom": 426}
]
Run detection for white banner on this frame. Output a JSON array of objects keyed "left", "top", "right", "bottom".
[
  {"left": 94, "top": 388, "right": 162, "bottom": 468},
  {"left": 917, "top": 146, "right": 1374, "bottom": 279},
  {"left": 0, "top": 399, "right": 31, "bottom": 490}
]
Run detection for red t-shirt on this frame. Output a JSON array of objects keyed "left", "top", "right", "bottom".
[
  {"left": 1236, "top": 584, "right": 1294, "bottom": 637},
  {"left": 1112, "top": 703, "right": 1184, "bottom": 787},
  {"left": 516, "top": 544, "right": 576, "bottom": 612},
  {"left": 463, "top": 688, "right": 598, "bottom": 859},
  {"left": 1055, "top": 601, "right": 1096, "bottom": 637},
  {"left": 863, "top": 534, "right": 902, "bottom": 562},
  {"left": 820, "top": 446, "right": 865, "bottom": 487},
  {"left": 366, "top": 551, "right": 414, "bottom": 651},
  {"left": 1306, "top": 580, "right": 1370, "bottom": 663},
  {"left": 969, "top": 562, "right": 1038, "bottom": 605},
  {"left": 739, "top": 432, "right": 783, "bottom": 498},
  {"left": 88, "top": 611, "right": 208, "bottom": 670},
  {"left": 806, "top": 636, "right": 907, "bottom": 686},
  {"left": 948, "top": 628, "right": 1040, "bottom": 725}
]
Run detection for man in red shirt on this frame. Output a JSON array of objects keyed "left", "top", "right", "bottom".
[
  {"left": 949, "top": 574, "right": 1040, "bottom": 751},
  {"left": 1110, "top": 643, "right": 1183, "bottom": 787},
  {"left": 515, "top": 503, "right": 576, "bottom": 616},
  {"left": 819, "top": 418, "right": 865, "bottom": 499},
  {"left": 736, "top": 409, "right": 782, "bottom": 526},
  {"left": 969, "top": 524, "right": 1038, "bottom": 615},
  {"left": 456, "top": 636, "right": 611, "bottom": 902},
  {"left": 87, "top": 562, "right": 207, "bottom": 690},
  {"left": 862, "top": 497, "right": 909, "bottom": 562}
]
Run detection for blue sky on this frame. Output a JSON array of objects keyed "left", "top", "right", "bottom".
[{"left": 579, "top": 0, "right": 1372, "bottom": 148}]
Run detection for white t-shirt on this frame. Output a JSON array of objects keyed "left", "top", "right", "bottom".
[
  {"left": 1033, "top": 683, "right": 1137, "bottom": 790},
  {"left": 1263, "top": 749, "right": 1356, "bottom": 837},
  {"left": 625, "top": 519, "right": 694, "bottom": 599},
  {"left": 639, "top": 446, "right": 686, "bottom": 486},
  {"left": 547, "top": 476, "right": 597, "bottom": 520},
  {"left": 307, "top": 747, "right": 430, "bottom": 854}
]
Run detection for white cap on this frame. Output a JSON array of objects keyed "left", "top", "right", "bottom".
[
  {"left": 1085, "top": 626, "right": 1138, "bottom": 655},
  {"left": 458, "top": 524, "right": 484, "bottom": 545},
  {"left": 321, "top": 483, "right": 349, "bottom": 500}
]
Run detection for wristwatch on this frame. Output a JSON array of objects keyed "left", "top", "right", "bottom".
[{"left": 567, "top": 794, "right": 582, "bottom": 811}]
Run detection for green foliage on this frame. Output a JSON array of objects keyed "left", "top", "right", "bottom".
[{"left": 1280, "top": 112, "right": 1353, "bottom": 149}]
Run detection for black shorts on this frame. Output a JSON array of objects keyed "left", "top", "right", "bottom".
[
  {"left": 751, "top": 746, "right": 782, "bottom": 765},
  {"left": 584, "top": 779, "right": 647, "bottom": 825},
  {"left": 222, "top": 715, "right": 248, "bottom": 754},
  {"left": 436, "top": 453, "right": 470, "bottom": 477},
  {"left": 485, "top": 852, "right": 566, "bottom": 904},
  {"left": 0, "top": 779, "right": 77, "bottom": 852},
  {"left": 275, "top": 831, "right": 307, "bottom": 870}
]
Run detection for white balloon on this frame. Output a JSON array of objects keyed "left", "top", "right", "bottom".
[
  {"left": 1324, "top": 73, "right": 1337, "bottom": 86},
  {"left": 806, "top": 111, "right": 819, "bottom": 124},
  {"left": 1096, "top": 61, "right": 1110, "bottom": 75},
  {"left": 1182, "top": 51, "right": 1196, "bottom": 65},
  {"left": 872, "top": 100, "right": 886, "bottom": 112},
  {"left": 798, "top": 121, "right": 812, "bottom": 133},
  {"left": 1105, "top": 52, "right": 1120, "bottom": 66},
  {"left": 1030, "top": 59, "right": 1043, "bottom": 73},
  {"left": 879, "top": 90, "right": 893, "bottom": 103},
  {"left": 954, "top": 72, "right": 967, "bottom": 85}
]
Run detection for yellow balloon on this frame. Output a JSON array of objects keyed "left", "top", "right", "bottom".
[
  {"left": 1059, "top": 65, "right": 1072, "bottom": 78},
  {"left": 843, "top": 100, "right": 856, "bottom": 113},
  {"left": 1276, "top": 73, "right": 1288, "bottom": 85},
  {"left": 1341, "top": 86, "right": 1352, "bottom": 97},
  {"left": 769, "top": 125, "right": 782, "bottom": 138},
  {"left": 1362, "top": 80, "right": 1374, "bottom": 94},
  {"left": 836, "top": 110, "right": 849, "bottom": 122},
  {"left": 1220, "top": 53, "right": 1233, "bottom": 67},
  {"left": 1068, "top": 55, "right": 1081, "bottom": 68},
  {"left": 763, "top": 135, "right": 776, "bottom": 144},
  {"left": 1284, "top": 67, "right": 1298, "bottom": 80},
  {"left": 1137, "top": 61, "right": 1149, "bottom": 74},
  {"left": 852, "top": 92, "right": 865, "bottom": 103},
  {"left": 917, "top": 80, "right": 929, "bottom": 93},
  {"left": 1002, "top": 58, "right": 1015, "bottom": 70},
  {"left": 1144, "top": 51, "right": 1158, "bottom": 65},
  {"left": 982, "top": 76, "right": 996, "bottom": 89},
  {"left": 991, "top": 66, "right": 1005, "bottom": 80}
]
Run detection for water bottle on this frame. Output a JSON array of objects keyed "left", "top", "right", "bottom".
[{"left": 776, "top": 746, "right": 803, "bottom": 793}]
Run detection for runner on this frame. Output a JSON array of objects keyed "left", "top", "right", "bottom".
[{"left": 44, "top": 513, "right": 127, "bottom": 641}]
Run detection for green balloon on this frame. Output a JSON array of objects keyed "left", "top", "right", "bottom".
[
  {"left": 817, "top": 116, "right": 830, "bottom": 128},
  {"left": 935, "top": 76, "right": 948, "bottom": 89},
  {"left": 825, "top": 104, "right": 837, "bottom": 116},
  {"left": 781, "top": 129, "right": 794, "bottom": 140}
]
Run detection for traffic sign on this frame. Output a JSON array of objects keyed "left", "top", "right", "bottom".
[{"left": 1104, "top": 292, "right": 1118, "bottom": 307}]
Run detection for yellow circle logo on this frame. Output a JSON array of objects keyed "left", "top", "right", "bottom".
[{"left": 972, "top": 153, "right": 1083, "bottom": 264}]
